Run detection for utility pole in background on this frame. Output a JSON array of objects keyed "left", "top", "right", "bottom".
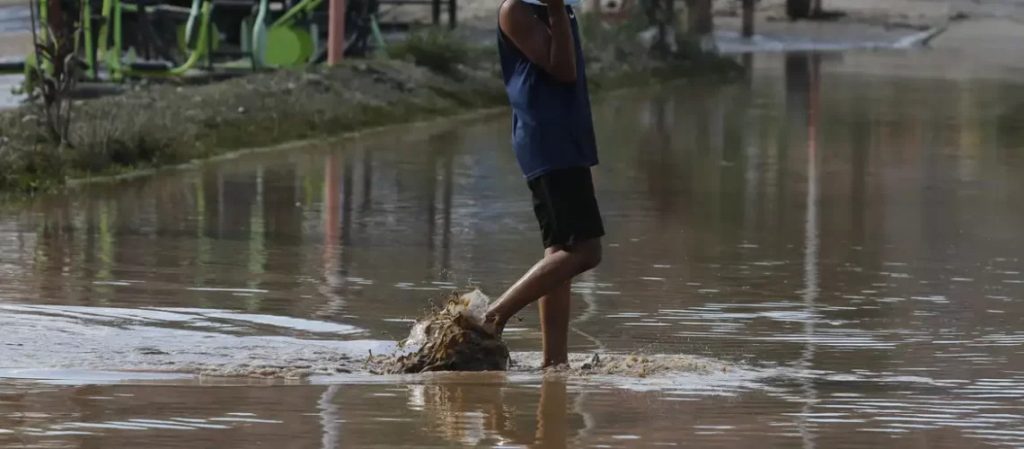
[
  {"left": 686, "top": 0, "right": 714, "bottom": 50},
  {"left": 328, "top": 0, "right": 346, "bottom": 64},
  {"left": 686, "top": 0, "right": 713, "bottom": 34},
  {"left": 786, "top": 0, "right": 810, "bottom": 19},
  {"left": 742, "top": 0, "right": 755, "bottom": 37}
]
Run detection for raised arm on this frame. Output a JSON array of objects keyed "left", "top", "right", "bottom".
[{"left": 499, "top": 0, "right": 578, "bottom": 83}]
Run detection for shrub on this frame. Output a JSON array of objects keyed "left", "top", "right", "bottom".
[{"left": 387, "top": 28, "right": 470, "bottom": 76}]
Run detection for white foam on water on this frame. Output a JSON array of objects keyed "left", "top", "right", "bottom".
[
  {"left": 201, "top": 312, "right": 361, "bottom": 334},
  {"left": 186, "top": 287, "right": 269, "bottom": 293},
  {"left": 23, "top": 431, "right": 95, "bottom": 436},
  {"left": 62, "top": 422, "right": 149, "bottom": 431},
  {"left": 168, "top": 418, "right": 231, "bottom": 429},
  {"left": 0, "top": 369, "right": 193, "bottom": 384},
  {"left": 0, "top": 303, "right": 394, "bottom": 381},
  {"left": 120, "top": 420, "right": 200, "bottom": 430},
  {"left": 209, "top": 417, "right": 283, "bottom": 424},
  {"left": 519, "top": 352, "right": 773, "bottom": 394},
  {"left": 2, "top": 304, "right": 201, "bottom": 323},
  {"left": 305, "top": 350, "right": 776, "bottom": 396},
  {"left": 1, "top": 302, "right": 775, "bottom": 394}
]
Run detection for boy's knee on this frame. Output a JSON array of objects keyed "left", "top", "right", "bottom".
[
  {"left": 583, "top": 250, "right": 602, "bottom": 272},
  {"left": 574, "top": 240, "right": 602, "bottom": 272}
]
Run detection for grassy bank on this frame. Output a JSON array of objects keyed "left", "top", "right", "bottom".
[{"left": 0, "top": 26, "right": 743, "bottom": 194}]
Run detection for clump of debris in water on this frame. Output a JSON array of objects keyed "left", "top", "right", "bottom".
[{"left": 369, "top": 290, "right": 510, "bottom": 374}]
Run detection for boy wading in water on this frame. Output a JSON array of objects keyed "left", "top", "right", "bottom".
[{"left": 483, "top": 0, "right": 603, "bottom": 367}]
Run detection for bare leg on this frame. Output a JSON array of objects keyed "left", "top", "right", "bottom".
[
  {"left": 486, "top": 238, "right": 601, "bottom": 334},
  {"left": 540, "top": 279, "right": 571, "bottom": 367}
]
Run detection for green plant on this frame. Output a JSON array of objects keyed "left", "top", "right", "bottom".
[
  {"left": 0, "top": 142, "right": 66, "bottom": 193},
  {"left": 386, "top": 27, "right": 470, "bottom": 76},
  {"left": 27, "top": 0, "right": 83, "bottom": 147}
]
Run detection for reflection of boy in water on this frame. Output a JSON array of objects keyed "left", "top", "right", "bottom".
[
  {"left": 414, "top": 376, "right": 573, "bottom": 447},
  {"left": 483, "top": 0, "right": 603, "bottom": 367}
]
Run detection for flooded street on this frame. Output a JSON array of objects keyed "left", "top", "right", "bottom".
[{"left": 2, "top": 50, "right": 1024, "bottom": 448}]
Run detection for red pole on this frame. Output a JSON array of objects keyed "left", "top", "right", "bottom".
[
  {"left": 328, "top": 0, "right": 346, "bottom": 64},
  {"left": 323, "top": 154, "right": 340, "bottom": 274}
]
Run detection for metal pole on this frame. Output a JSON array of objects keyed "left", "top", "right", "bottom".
[
  {"left": 448, "top": 0, "right": 456, "bottom": 29},
  {"left": 787, "top": 0, "right": 810, "bottom": 19},
  {"left": 327, "top": 0, "right": 345, "bottom": 64},
  {"left": 742, "top": 0, "right": 754, "bottom": 38}
]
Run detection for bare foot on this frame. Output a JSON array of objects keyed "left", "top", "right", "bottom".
[
  {"left": 479, "top": 312, "right": 505, "bottom": 338},
  {"left": 542, "top": 362, "right": 571, "bottom": 372}
]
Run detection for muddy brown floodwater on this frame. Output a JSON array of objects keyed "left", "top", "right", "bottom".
[{"left": 1, "top": 50, "right": 1024, "bottom": 448}]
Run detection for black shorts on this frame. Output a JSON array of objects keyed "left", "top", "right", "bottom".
[{"left": 528, "top": 167, "right": 605, "bottom": 248}]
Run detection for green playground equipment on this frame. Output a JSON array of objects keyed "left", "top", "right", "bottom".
[
  {"left": 18, "top": 0, "right": 386, "bottom": 82},
  {"left": 253, "top": 0, "right": 386, "bottom": 67},
  {"left": 7, "top": 0, "right": 469, "bottom": 87},
  {"left": 257, "top": 0, "right": 324, "bottom": 67},
  {"left": 104, "top": 0, "right": 216, "bottom": 78},
  {"left": 23, "top": 0, "right": 221, "bottom": 81}
]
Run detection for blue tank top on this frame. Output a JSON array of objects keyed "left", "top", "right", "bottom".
[{"left": 497, "top": 4, "right": 598, "bottom": 180}]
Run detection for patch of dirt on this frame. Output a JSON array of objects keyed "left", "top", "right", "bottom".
[{"left": 370, "top": 290, "right": 510, "bottom": 374}]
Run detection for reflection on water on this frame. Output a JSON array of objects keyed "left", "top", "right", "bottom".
[
  {"left": 792, "top": 51, "right": 823, "bottom": 449},
  {"left": 2, "top": 50, "right": 1024, "bottom": 448}
]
